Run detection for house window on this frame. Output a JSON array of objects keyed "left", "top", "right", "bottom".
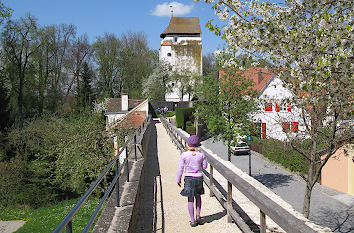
[
  {"left": 265, "top": 103, "right": 272, "bottom": 112},
  {"left": 282, "top": 122, "right": 290, "bottom": 133},
  {"left": 287, "top": 103, "right": 292, "bottom": 112},
  {"left": 174, "top": 36, "right": 178, "bottom": 42},
  {"left": 167, "top": 52, "right": 172, "bottom": 57},
  {"left": 291, "top": 122, "right": 298, "bottom": 132},
  {"left": 261, "top": 123, "right": 267, "bottom": 139}
]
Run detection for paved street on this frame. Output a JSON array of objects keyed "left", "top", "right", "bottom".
[{"left": 201, "top": 138, "right": 354, "bottom": 233}]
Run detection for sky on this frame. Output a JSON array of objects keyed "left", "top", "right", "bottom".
[{"left": 3, "top": 0, "right": 227, "bottom": 55}]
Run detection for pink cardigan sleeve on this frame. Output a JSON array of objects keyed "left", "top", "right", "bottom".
[{"left": 176, "top": 154, "right": 185, "bottom": 183}]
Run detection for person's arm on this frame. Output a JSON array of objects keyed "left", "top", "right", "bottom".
[{"left": 176, "top": 154, "right": 185, "bottom": 186}]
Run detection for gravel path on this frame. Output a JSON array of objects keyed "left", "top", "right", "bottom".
[
  {"left": 134, "top": 120, "right": 242, "bottom": 232},
  {"left": 0, "top": 221, "right": 25, "bottom": 233},
  {"left": 202, "top": 138, "right": 354, "bottom": 233}
]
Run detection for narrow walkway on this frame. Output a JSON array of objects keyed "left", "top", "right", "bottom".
[{"left": 134, "top": 120, "right": 241, "bottom": 233}]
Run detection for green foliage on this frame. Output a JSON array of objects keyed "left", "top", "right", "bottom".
[
  {"left": 175, "top": 107, "right": 194, "bottom": 130},
  {"left": 0, "top": 197, "right": 100, "bottom": 232},
  {"left": 0, "top": 113, "right": 112, "bottom": 207},
  {"left": 195, "top": 71, "right": 258, "bottom": 153},
  {"left": 0, "top": 74, "right": 11, "bottom": 131},
  {"left": 185, "top": 121, "right": 196, "bottom": 135},
  {"left": 76, "top": 62, "right": 94, "bottom": 110},
  {"left": 255, "top": 138, "right": 309, "bottom": 175},
  {"left": 0, "top": 1, "right": 12, "bottom": 23},
  {"left": 143, "top": 60, "right": 171, "bottom": 101},
  {"left": 164, "top": 111, "right": 175, "bottom": 118}
]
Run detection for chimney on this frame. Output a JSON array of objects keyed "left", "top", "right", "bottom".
[
  {"left": 258, "top": 70, "right": 264, "bottom": 84},
  {"left": 121, "top": 93, "right": 128, "bottom": 111}
]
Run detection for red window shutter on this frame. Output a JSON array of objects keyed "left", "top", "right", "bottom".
[
  {"left": 261, "top": 123, "right": 266, "bottom": 139},
  {"left": 291, "top": 122, "right": 299, "bottom": 132},
  {"left": 287, "top": 103, "right": 292, "bottom": 112},
  {"left": 275, "top": 104, "right": 280, "bottom": 112},
  {"left": 282, "top": 122, "right": 290, "bottom": 133},
  {"left": 265, "top": 103, "right": 272, "bottom": 112}
]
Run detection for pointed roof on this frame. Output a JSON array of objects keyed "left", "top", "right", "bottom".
[
  {"left": 219, "top": 67, "right": 275, "bottom": 95},
  {"left": 160, "top": 17, "right": 201, "bottom": 38}
]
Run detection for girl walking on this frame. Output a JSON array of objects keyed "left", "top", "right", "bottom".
[{"left": 176, "top": 135, "right": 208, "bottom": 227}]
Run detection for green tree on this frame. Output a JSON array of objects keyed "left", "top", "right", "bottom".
[
  {"left": 2, "top": 114, "right": 112, "bottom": 206},
  {"left": 202, "top": 53, "right": 217, "bottom": 77},
  {"left": 142, "top": 60, "right": 171, "bottom": 101},
  {"left": 0, "top": 0, "right": 12, "bottom": 23},
  {"left": 92, "top": 33, "right": 122, "bottom": 98},
  {"left": 195, "top": 69, "right": 258, "bottom": 161},
  {"left": 170, "top": 69, "right": 201, "bottom": 101},
  {"left": 198, "top": 0, "right": 353, "bottom": 217},
  {"left": 76, "top": 62, "right": 94, "bottom": 110},
  {"left": 0, "top": 73, "right": 11, "bottom": 131},
  {"left": 119, "top": 31, "right": 156, "bottom": 99},
  {"left": 1, "top": 14, "right": 40, "bottom": 128}
]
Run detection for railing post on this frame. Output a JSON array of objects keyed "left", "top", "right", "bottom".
[
  {"left": 134, "top": 134, "right": 137, "bottom": 161},
  {"left": 227, "top": 181, "right": 233, "bottom": 223},
  {"left": 260, "top": 210, "right": 266, "bottom": 233},
  {"left": 209, "top": 165, "right": 214, "bottom": 197},
  {"left": 126, "top": 148, "right": 129, "bottom": 182},
  {"left": 66, "top": 220, "right": 72, "bottom": 233},
  {"left": 116, "top": 159, "right": 120, "bottom": 207}
]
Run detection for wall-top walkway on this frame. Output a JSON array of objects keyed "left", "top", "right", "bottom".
[{"left": 133, "top": 120, "right": 241, "bottom": 233}]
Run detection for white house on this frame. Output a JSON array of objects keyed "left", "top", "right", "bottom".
[
  {"left": 253, "top": 76, "right": 304, "bottom": 141},
  {"left": 159, "top": 17, "right": 202, "bottom": 102},
  {"left": 220, "top": 67, "right": 304, "bottom": 141}
]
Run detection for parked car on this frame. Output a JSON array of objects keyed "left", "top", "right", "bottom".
[{"left": 231, "top": 141, "right": 250, "bottom": 156}]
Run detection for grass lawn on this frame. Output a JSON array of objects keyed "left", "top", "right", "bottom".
[{"left": 0, "top": 198, "right": 100, "bottom": 233}]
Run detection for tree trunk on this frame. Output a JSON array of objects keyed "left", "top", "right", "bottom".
[
  {"left": 303, "top": 161, "right": 316, "bottom": 218},
  {"left": 302, "top": 181, "right": 314, "bottom": 218},
  {"left": 227, "top": 141, "right": 231, "bottom": 162}
]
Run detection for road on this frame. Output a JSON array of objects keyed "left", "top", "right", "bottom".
[{"left": 201, "top": 138, "right": 354, "bottom": 233}]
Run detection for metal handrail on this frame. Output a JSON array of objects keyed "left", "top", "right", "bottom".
[
  {"left": 53, "top": 115, "right": 151, "bottom": 233},
  {"left": 160, "top": 116, "right": 331, "bottom": 233}
]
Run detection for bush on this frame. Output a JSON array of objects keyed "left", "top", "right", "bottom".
[
  {"left": 185, "top": 121, "right": 196, "bottom": 135},
  {"left": 254, "top": 137, "right": 309, "bottom": 175},
  {"left": 175, "top": 107, "right": 194, "bottom": 130},
  {"left": 0, "top": 113, "right": 113, "bottom": 208}
]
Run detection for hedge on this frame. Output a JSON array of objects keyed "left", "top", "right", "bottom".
[{"left": 175, "top": 107, "right": 194, "bottom": 130}]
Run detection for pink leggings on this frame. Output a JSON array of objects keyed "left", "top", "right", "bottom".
[{"left": 187, "top": 195, "right": 201, "bottom": 222}]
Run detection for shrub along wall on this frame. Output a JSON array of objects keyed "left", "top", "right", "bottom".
[{"left": 253, "top": 137, "right": 309, "bottom": 175}]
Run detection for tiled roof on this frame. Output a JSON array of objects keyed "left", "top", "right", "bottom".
[
  {"left": 219, "top": 67, "right": 274, "bottom": 94},
  {"left": 160, "top": 17, "right": 201, "bottom": 38},
  {"left": 106, "top": 98, "right": 144, "bottom": 113},
  {"left": 161, "top": 41, "right": 172, "bottom": 46},
  {"left": 112, "top": 111, "right": 147, "bottom": 130}
]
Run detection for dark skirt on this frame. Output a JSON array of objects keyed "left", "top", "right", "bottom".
[{"left": 180, "top": 176, "right": 204, "bottom": 197}]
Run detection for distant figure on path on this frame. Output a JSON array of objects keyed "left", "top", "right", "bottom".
[
  {"left": 163, "top": 106, "right": 168, "bottom": 114},
  {"left": 176, "top": 135, "right": 208, "bottom": 227}
]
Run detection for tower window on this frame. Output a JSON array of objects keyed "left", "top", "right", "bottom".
[{"left": 167, "top": 53, "right": 172, "bottom": 57}]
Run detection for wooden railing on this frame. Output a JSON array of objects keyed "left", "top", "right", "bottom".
[{"left": 160, "top": 116, "right": 331, "bottom": 233}]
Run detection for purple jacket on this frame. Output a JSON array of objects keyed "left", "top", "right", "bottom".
[{"left": 176, "top": 150, "right": 208, "bottom": 183}]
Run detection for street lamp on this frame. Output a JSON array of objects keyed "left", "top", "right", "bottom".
[{"left": 246, "top": 135, "right": 253, "bottom": 176}]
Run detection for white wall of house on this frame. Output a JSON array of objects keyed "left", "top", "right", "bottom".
[
  {"left": 160, "top": 35, "right": 202, "bottom": 102},
  {"left": 106, "top": 113, "right": 126, "bottom": 127},
  {"left": 253, "top": 77, "right": 305, "bottom": 141}
]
